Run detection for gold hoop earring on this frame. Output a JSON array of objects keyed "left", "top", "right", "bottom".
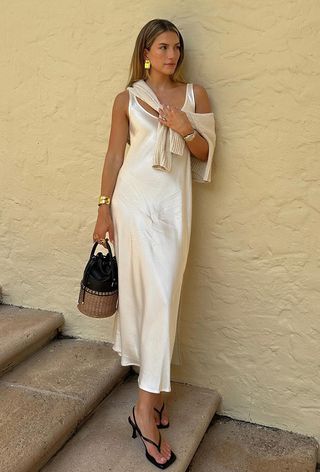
[{"left": 144, "top": 59, "right": 151, "bottom": 69}]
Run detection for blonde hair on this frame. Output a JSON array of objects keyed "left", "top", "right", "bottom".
[{"left": 125, "top": 19, "right": 186, "bottom": 88}]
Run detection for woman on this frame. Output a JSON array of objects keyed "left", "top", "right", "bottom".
[{"left": 93, "top": 18, "right": 215, "bottom": 469}]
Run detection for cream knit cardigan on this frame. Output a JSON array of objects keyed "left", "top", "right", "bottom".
[{"left": 127, "top": 80, "right": 217, "bottom": 184}]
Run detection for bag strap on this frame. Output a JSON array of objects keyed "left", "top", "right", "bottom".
[{"left": 90, "top": 238, "right": 113, "bottom": 258}]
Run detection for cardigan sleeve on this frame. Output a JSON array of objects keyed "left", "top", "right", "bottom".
[
  {"left": 127, "top": 81, "right": 217, "bottom": 180},
  {"left": 187, "top": 112, "right": 216, "bottom": 183}
]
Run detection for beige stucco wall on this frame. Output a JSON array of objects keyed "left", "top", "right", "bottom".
[{"left": 1, "top": 0, "right": 320, "bottom": 456}]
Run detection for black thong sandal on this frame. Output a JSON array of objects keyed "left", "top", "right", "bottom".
[
  {"left": 154, "top": 401, "right": 170, "bottom": 429},
  {"left": 128, "top": 406, "right": 176, "bottom": 469}
]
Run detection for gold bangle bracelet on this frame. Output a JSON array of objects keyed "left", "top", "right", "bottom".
[{"left": 98, "top": 195, "right": 111, "bottom": 205}]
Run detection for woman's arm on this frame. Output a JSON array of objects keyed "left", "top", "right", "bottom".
[
  {"left": 97, "top": 91, "right": 129, "bottom": 220},
  {"left": 93, "top": 91, "right": 129, "bottom": 244},
  {"left": 181, "top": 84, "right": 212, "bottom": 161},
  {"left": 158, "top": 84, "right": 212, "bottom": 162}
]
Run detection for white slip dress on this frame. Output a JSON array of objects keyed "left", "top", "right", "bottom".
[{"left": 110, "top": 83, "right": 195, "bottom": 393}]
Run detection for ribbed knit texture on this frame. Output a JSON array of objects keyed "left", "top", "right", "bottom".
[{"left": 127, "top": 79, "right": 216, "bottom": 183}]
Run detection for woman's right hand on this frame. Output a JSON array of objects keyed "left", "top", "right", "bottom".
[{"left": 92, "top": 207, "right": 114, "bottom": 246}]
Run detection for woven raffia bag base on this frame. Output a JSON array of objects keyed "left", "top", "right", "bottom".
[{"left": 77, "top": 285, "right": 118, "bottom": 318}]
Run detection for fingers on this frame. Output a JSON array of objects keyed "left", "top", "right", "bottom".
[
  {"left": 162, "top": 104, "right": 178, "bottom": 113},
  {"left": 93, "top": 233, "right": 106, "bottom": 247},
  {"left": 158, "top": 107, "right": 167, "bottom": 123},
  {"left": 158, "top": 104, "right": 180, "bottom": 126},
  {"left": 158, "top": 105, "right": 169, "bottom": 125},
  {"left": 93, "top": 232, "right": 114, "bottom": 246}
]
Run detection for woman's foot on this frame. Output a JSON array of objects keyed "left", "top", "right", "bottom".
[
  {"left": 130, "top": 404, "right": 172, "bottom": 464},
  {"left": 153, "top": 395, "right": 170, "bottom": 427}
]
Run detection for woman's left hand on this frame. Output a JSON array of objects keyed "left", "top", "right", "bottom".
[{"left": 158, "top": 104, "right": 193, "bottom": 137}]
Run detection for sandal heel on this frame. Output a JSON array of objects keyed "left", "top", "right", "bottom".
[{"left": 128, "top": 415, "right": 137, "bottom": 438}]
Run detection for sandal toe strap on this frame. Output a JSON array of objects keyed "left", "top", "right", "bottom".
[
  {"left": 153, "top": 401, "right": 165, "bottom": 415},
  {"left": 141, "top": 432, "right": 161, "bottom": 452}
]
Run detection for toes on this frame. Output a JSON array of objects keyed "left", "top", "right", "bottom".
[
  {"left": 154, "top": 449, "right": 167, "bottom": 463},
  {"left": 148, "top": 446, "right": 166, "bottom": 464},
  {"left": 164, "top": 451, "right": 171, "bottom": 460},
  {"left": 159, "top": 453, "right": 169, "bottom": 462},
  {"left": 161, "top": 442, "right": 172, "bottom": 459}
]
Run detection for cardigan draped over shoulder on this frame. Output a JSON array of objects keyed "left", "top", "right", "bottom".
[{"left": 126, "top": 79, "right": 216, "bottom": 184}]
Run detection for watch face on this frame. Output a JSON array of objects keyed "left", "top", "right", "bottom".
[{"left": 185, "top": 131, "right": 196, "bottom": 141}]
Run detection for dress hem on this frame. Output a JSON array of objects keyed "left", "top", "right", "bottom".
[
  {"left": 138, "top": 378, "right": 171, "bottom": 393},
  {"left": 112, "top": 345, "right": 171, "bottom": 393},
  {"left": 112, "top": 345, "right": 140, "bottom": 367}
]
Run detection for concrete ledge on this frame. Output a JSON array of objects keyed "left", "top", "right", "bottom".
[
  {"left": 189, "top": 415, "right": 318, "bottom": 472},
  {"left": 0, "top": 304, "right": 64, "bottom": 375},
  {"left": 0, "top": 339, "right": 130, "bottom": 472},
  {"left": 42, "top": 374, "right": 221, "bottom": 471}
]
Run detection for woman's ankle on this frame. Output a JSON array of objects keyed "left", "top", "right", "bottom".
[{"left": 135, "top": 401, "right": 153, "bottom": 415}]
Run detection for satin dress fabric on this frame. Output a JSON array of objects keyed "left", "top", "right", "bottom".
[{"left": 110, "top": 83, "right": 195, "bottom": 393}]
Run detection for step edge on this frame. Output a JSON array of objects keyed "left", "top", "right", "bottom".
[{"left": 1, "top": 362, "right": 130, "bottom": 472}]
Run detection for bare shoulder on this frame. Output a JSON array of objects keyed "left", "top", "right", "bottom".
[
  {"left": 113, "top": 90, "right": 130, "bottom": 117},
  {"left": 193, "top": 83, "right": 212, "bottom": 113}
]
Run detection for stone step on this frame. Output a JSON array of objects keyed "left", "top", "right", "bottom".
[
  {"left": 41, "top": 374, "right": 221, "bottom": 472},
  {"left": 188, "top": 415, "right": 318, "bottom": 472},
  {"left": 0, "top": 304, "right": 64, "bottom": 375},
  {"left": 0, "top": 338, "right": 130, "bottom": 472}
]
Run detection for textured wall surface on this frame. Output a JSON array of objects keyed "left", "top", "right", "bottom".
[{"left": 1, "top": 0, "right": 320, "bottom": 455}]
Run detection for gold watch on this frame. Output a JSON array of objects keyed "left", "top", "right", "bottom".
[{"left": 183, "top": 129, "right": 196, "bottom": 142}]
